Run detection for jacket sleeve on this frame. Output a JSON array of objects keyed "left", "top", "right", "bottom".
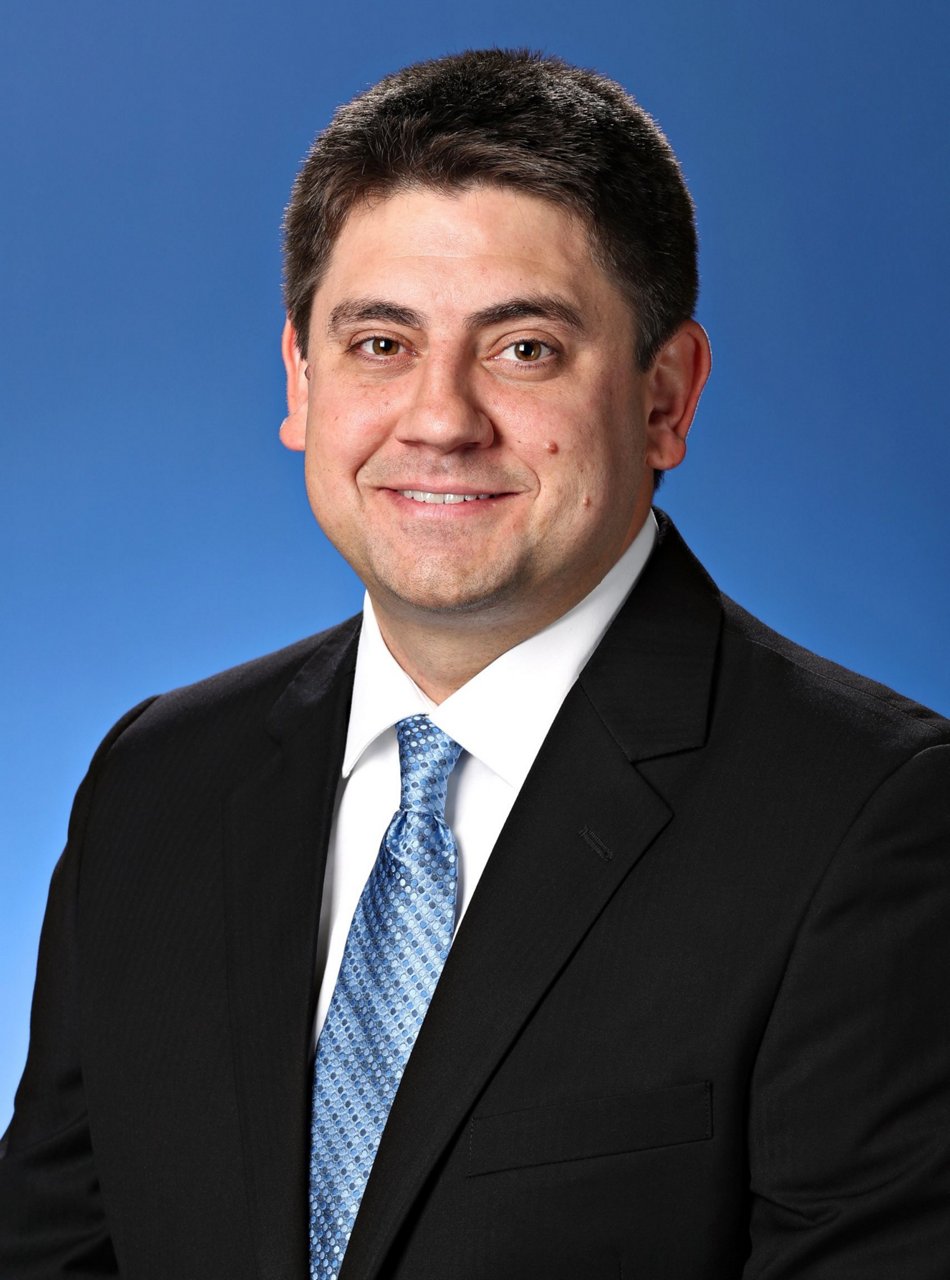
[
  {"left": 744, "top": 742, "right": 950, "bottom": 1277},
  {"left": 0, "top": 699, "right": 156, "bottom": 1278}
]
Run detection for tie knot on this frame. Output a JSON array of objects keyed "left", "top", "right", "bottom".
[{"left": 395, "top": 714, "right": 462, "bottom": 817}]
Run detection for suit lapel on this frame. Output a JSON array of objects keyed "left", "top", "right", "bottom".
[
  {"left": 223, "top": 619, "right": 359, "bottom": 1280},
  {"left": 341, "top": 517, "right": 723, "bottom": 1279}
]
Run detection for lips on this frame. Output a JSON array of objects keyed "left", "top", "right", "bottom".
[{"left": 397, "top": 490, "right": 496, "bottom": 504}]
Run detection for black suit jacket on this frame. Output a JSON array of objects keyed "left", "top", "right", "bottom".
[{"left": 3, "top": 516, "right": 950, "bottom": 1278}]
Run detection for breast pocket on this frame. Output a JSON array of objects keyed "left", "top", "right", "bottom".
[{"left": 466, "top": 1080, "right": 712, "bottom": 1176}]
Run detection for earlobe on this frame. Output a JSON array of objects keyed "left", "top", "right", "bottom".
[
  {"left": 280, "top": 318, "right": 310, "bottom": 452},
  {"left": 644, "top": 320, "right": 711, "bottom": 473}
]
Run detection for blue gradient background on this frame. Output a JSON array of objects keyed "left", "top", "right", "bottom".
[{"left": 2, "top": 1, "right": 948, "bottom": 1125}]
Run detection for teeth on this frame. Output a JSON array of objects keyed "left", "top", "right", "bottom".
[{"left": 399, "top": 490, "right": 494, "bottom": 503}]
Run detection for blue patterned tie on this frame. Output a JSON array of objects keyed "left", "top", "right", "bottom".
[{"left": 309, "top": 714, "right": 463, "bottom": 1279}]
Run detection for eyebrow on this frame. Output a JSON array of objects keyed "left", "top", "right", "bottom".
[
  {"left": 326, "top": 294, "right": 585, "bottom": 336},
  {"left": 466, "top": 296, "right": 585, "bottom": 332},
  {"left": 327, "top": 300, "right": 422, "bottom": 333}
]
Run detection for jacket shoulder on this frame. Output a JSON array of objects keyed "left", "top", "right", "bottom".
[
  {"left": 94, "top": 616, "right": 361, "bottom": 769},
  {"left": 720, "top": 594, "right": 950, "bottom": 754}
]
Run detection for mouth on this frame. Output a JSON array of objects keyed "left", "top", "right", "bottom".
[{"left": 397, "top": 490, "right": 497, "bottom": 504}]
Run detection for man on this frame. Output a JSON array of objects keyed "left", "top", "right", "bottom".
[{"left": 2, "top": 48, "right": 948, "bottom": 1279}]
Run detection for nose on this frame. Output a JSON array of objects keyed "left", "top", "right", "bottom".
[{"left": 395, "top": 356, "right": 494, "bottom": 453}]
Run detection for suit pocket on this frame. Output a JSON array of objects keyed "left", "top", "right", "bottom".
[{"left": 466, "top": 1080, "right": 712, "bottom": 1176}]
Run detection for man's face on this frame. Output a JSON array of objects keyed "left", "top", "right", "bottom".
[{"left": 287, "top": 186, "right": 669, "bottom": 636}]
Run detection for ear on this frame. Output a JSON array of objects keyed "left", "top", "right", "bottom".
[
  {"left": 643, "top": 320, "right": 711, "bottom": 473},
  {"left": 279, "top": 317, "right": 310, "bottom": 452}
]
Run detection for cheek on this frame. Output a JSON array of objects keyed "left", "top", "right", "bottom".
[
  {"left": 305, "top": 393, "right": 386, "bottom": 479},
  {"left": 532, "top": 418, "right": 640, "bottom": 517},
  {"left": 500, "top": 396, "right": 582, "bottom": 467}
]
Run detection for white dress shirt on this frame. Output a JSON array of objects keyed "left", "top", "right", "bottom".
[{"left": 313, "top": 512, "right": 658, "bottom": 1042}]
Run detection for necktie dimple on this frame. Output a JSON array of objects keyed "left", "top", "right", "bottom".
[{"left": 309, "top": 714, "right": 463, "bottom": 1280}]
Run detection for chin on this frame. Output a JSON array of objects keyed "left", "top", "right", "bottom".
[{"left": 374, "top": 565, "right": 529, "bottom": 619}]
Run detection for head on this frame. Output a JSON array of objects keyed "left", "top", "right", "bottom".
[
  {"left": 279, "top": 52, "right": 710, "bottom": 693},
  {"left": 283, "top": 49, "right": 699, "bottom": 380}
]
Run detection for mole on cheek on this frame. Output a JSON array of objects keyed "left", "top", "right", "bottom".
[
  {"left": 544, "top": 440, "right": 559, "bottom": 454},
  {"left": 582, "top": 495, "right": 592, "bottom": 508}
]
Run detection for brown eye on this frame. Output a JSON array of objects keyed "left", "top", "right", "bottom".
[
  {"left": 364, "top": 336, "right": 401, "bottom": 357},
  {"left": 496, "top": 338, "right": 555, "bottom": 365}
]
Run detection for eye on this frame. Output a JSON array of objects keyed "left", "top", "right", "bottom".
[
  {"left": 496, "top": 339, "right": 555, "bottom": 363},
  {"left": 358, "top": 336, "right": 404, "bottom": 357}
]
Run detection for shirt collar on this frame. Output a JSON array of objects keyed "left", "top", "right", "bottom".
[{"left": 342, "top": 511, "right": 657, "bottom": 786}]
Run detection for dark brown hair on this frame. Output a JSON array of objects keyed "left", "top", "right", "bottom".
[{"left": 283, "top": 49, "right": 698, "bottom": 371}]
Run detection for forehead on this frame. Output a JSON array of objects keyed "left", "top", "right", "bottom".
[{"left": 311, "top": 185, "right": 627, "bottom": 326}]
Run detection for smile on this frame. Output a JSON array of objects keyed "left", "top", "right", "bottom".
[{"left": 397, "top": 490, "right": 495, "bottom": 504}]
